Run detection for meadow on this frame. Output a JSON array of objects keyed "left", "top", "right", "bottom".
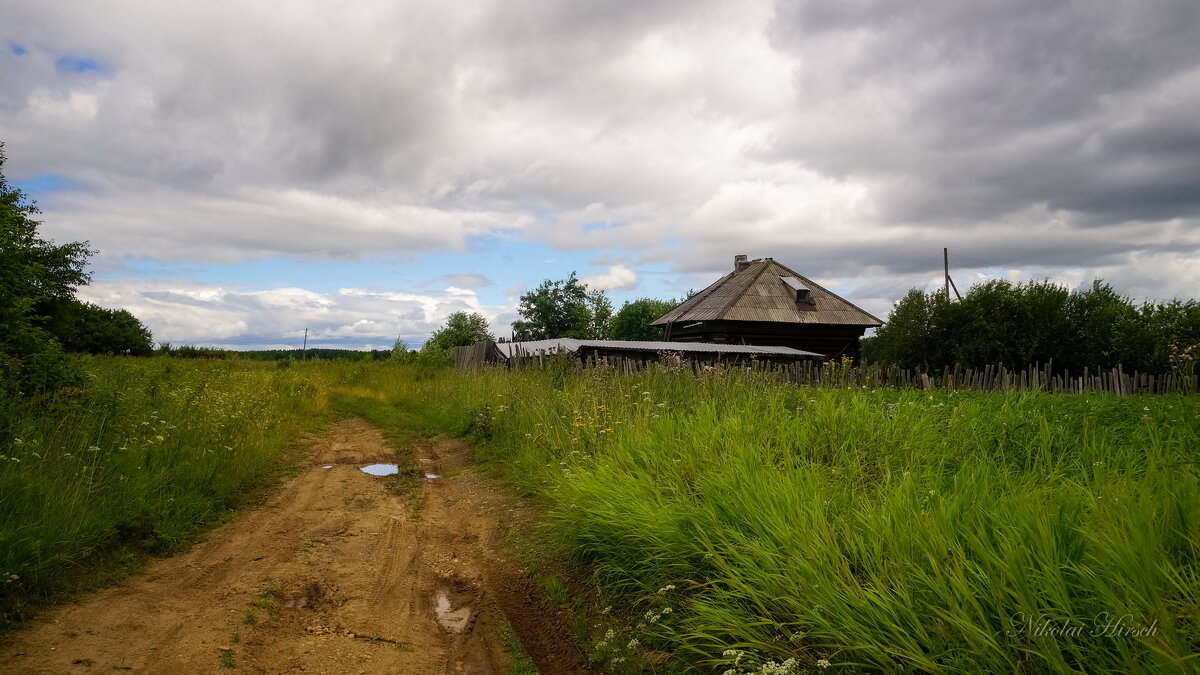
[
  {"left": 350, "top": 362, "right": 1200, "bottom": 673},
  {"left": 3, "top": 357, "right": 1198, "bottom": 673}
]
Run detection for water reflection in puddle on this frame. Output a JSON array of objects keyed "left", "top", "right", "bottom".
[
  {"left": 359, "top": 464, "right": 399, "bottom": 476},
  {"left": 434, "top": 591, "right": 472, "bottom": 633},
  {"left": 321, "top": 465, "right": 333, "bottom": 469},
  {"left": 424, "top": 473, "right": 441, "bottom": 479}
]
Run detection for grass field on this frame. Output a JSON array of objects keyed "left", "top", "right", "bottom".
[
  {"left": 3, "top": 358, "right": 1198, "bottom": 672},
  {"left": 349, "top": 362, "right": 1200, "bottom": 673},
  {"left": 0, "top": 357, "right": 334, "bottom": 625}
]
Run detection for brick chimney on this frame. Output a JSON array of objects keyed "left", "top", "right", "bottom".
[{"left": 734, "top": 254, "right": 749, "bottom": 272}]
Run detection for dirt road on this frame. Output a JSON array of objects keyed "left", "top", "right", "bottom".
[{"left": 3, "top": 419, "right": 590, "bottom": 674}]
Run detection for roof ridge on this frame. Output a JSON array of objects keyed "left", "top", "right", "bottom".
[
  {"left": 769, "top": 260, "right": 885, "bottom": 324},
  {"left": 718, "top": 258, "right": 771, "bottom": 320}
]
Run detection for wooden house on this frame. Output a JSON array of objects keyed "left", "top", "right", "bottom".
[{"left": 651, "top": 255, "right": 884, "bottom": 360}]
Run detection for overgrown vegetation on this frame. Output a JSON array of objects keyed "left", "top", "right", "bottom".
[
  {"left": 5, "top": 354, "right": 1197, "bottom": 671},
  {"left": 349, "top": 364, "right": 1200, "bottom": 673},
  {"left": 865, "top": 279, "right": 1200, "bottom": 374},
  {"left": 0, "top": 358, "right": 333, "bottom": 625}
]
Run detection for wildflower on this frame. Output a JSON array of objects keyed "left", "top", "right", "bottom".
[
  {"left": 627, "top": 638, "right": 639, "bottom": 648},
  {"left": 816, "top": 658, "right": 831, "bottom": 669}
]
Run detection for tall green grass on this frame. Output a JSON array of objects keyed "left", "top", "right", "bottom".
[
  {"left": 357, "top": 364, "right": 1200, "bottom": 673},
  {"left": 0, "top": 357, "right": 334, "bottom": 625}
]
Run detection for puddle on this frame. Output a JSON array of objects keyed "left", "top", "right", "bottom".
[
  {"left": 359, "top": 464, "right": 399, "bottom": 476},
  {"left": 434, "top": 590, "right": 473, "bottom": 633},
  {"left": 321, "top": 465, "right": 333, "bottom": 469},
  {"left": 424, "top": 473, "right": 441, "bottom": 479}
]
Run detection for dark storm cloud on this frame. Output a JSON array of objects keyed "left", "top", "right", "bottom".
[{"left": 766, "top": 0, "right": 1200, "bottom": 226}]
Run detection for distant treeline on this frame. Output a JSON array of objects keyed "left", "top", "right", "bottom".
[
  {"left": 156, "top": 345, "right": 394, "bottom": 361},
  {"left": 863, "top": 279, "right": 1200, "bottom": 375}
]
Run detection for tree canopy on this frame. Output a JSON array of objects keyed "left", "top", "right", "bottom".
[
  {"left": 1, "top": 143, "right": 93, "bottom": 392},
  {"left": 512, "top": 273, "right": 612, "bottom": 340},
  {"left": 423, "top": 311, "right": 494, "bottom": 352},
  {"left": 863, "top": 279, "right": 1200, "bottom": 374},
  {"left": 608, "top": 298, "right": 676, "bottom": 341},
  {"left": 1, "top": 142, "right": 156, "bottom": 394}
]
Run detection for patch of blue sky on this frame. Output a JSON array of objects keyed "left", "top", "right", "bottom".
[
  {"left": 10, "top": 44, "right": 27, "bottom": 56},
  {"left": 582, "top": 220, "right": 622, "bottom": 232},
  {"left": 55, "top": 54, "right": 109, "bottom": 76},
  {"left": 104, "top": 238, "right": 626, "bottom": 307},
  {"left": 11, "top": 173, "right": 79, "bottom": 194}
]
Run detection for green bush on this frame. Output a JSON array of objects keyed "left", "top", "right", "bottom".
[{"left": 867, "top": 279, "right": 1200, "bottom": 374}]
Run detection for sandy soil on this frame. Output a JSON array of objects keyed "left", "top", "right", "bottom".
[{"left": 2, "top": 419, "right": 590, "bottom": 674}]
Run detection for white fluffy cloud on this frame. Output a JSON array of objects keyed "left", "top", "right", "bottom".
[
  {"left": 77, "top": 280, "right": 509, "bottom": 350},
  {"left": 582, "top": 264, "right": 638, "bottom": 291}
]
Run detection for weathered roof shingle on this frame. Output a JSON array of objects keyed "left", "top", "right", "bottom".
[{"left": 652, "top": 257, "right": 884, "bottom": 327}]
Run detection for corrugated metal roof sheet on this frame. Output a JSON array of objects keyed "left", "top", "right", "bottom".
[
  {"left": 651, "top": 258, "right": 884, "bottom": 327},
  {"left": 495, "top": 338, "right": 823, "bottom": 359}
]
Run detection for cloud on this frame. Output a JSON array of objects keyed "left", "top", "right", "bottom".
[
  {"left": 435, "top": 273, "right": 492, "bottom": 289},
  {"left": 581, "top": 264, "right": 639, "bottom": 291},
  {"left": 77, "top": 280, "right": 509, "bottom": 350},
  {"left": 2, "top": 0, "right": 1199, "bottom": 348}
]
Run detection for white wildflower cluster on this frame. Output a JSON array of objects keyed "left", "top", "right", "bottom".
[
  {"left": 594, "top": 628, "right": 618, "bottom": 650},
  {"left": 642, "top": 606, "right": 672, "bottom": 623},
  {"left": 657, "top": 583, "right": 676, "bottom": 594},
  {"left": 3, "top": 572, "right": 19, "bottom": 583},
  {"left": 759, "top": 658, "right": 799, "bottom": 674},
  {"left": 720, "top": 648, "right": 830, "bottom": 674}
]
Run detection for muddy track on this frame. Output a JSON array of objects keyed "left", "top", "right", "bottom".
[{"left": 2, "top": 419, "right": 591, "bottom": 674}]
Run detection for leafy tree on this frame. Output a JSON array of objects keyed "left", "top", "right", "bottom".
[
  {"left": 866, "top": 277, "right": 1200, "bottom": 374},
  {"left": 37, "top": 298, "right": 154, "bottom": 356},
  {"left": 423, "top": 311, "right": 494, "bottom": 352},
  {"left": 866, "top": 288, "right": 951, "bottom": 368},
  {"left": 609, "top": 298, "right": 676, "bottom": 341},
  {"left": 512, "top": 273, "right": 613, "bottom": 340},
  {"left": 0, "top": 143, "right": 93, "bottom": 393},
  {"left": 586, "top": 289, "right": 614, "bottom": 339}
]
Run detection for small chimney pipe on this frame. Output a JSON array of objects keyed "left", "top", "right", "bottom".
[{"left": 734, "top": 254, "right": 749, "bottom": 272}]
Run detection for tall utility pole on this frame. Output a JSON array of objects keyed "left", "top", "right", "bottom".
[
  {"left": 942, "top": 248, "right": 962, "bottom": 301},
  {"left": 944, "top": 247, "right": 950, "bottom": 299},
  {"left": 302, "top": 328, "right": 308, "bottom": 360}
]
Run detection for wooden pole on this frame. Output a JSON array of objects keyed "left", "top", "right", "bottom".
[{"left": 944, "top": 247, "right": 950, "bottom": 299}]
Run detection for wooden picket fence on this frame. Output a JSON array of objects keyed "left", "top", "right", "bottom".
[{"left": 456, "top": 343, "right": 1198, "bottom": 395}]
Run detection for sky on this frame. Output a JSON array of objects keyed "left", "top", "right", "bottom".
[{"left": 2, "top": 0, "right": 1199, "bottom": 350}]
